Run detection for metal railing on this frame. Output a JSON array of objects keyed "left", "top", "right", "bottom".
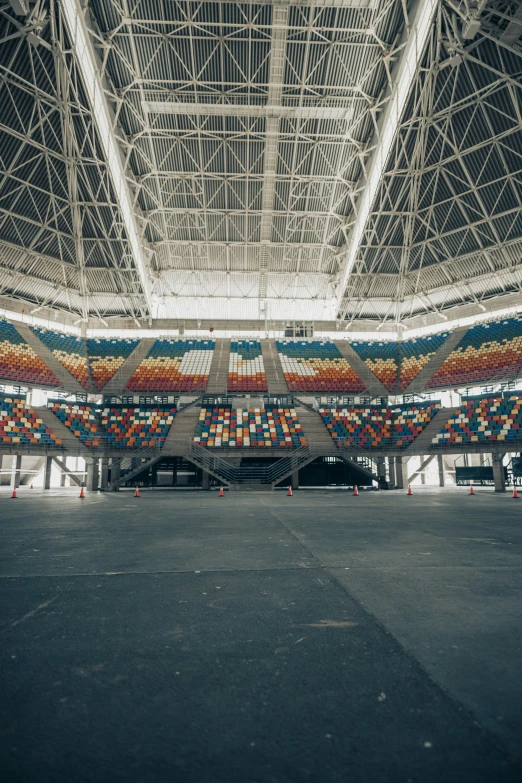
[{"left": 187, "top": 441, "right": 312, "bottom": 485}]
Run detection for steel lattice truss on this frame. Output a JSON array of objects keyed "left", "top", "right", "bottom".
[{"left": 1, "top": 0, "right": 522, "bottom": 325}]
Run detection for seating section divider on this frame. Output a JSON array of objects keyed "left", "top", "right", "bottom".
[
  {"left": 31, "top": 325, "right": 90, "bottom": 389},
  {"left": 87, "top": 337, "right": 140, "bottom": 391},
  {"left": 399, "top": 332, "right": 451, "bottom": 390},
  {"left": 350, "top": 340, "right": 399, "bottom": 392}
]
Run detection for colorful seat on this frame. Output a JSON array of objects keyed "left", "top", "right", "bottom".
[
  {"left": 228, "top": 340, "right": 267, "bottom": 392},
  {"left": 428, "top": 316, "right": 522, "bottom": 389},
  {"left": 49, "top": 403, "right": 101, "bottom": 447},
  {"left": 0, "top": 396, "right": 62, "bottom": 445},
  {"left": 319, "top": 406, "right": 392, "bottom": 448},
  {"left": 194, "top": 406, "right": 306, "bottom": 447},
  {"left": 31, "top": 326, "right": 90, "bottom": 389},
  {"left": 391, "top": 402, "right": 440, "bottom": 448},
  {"left": 399, "top": 332, "right": 450, "bottom": 391},
  {"left": 276, "top": 340, "right": 365, "bottom": 392},
  {"left": 432, "top": 395, "right": 522, "bottom": 444},
  {"left": 351, "top": 340, "right": 399, "bottom": 392},
  {"left": 126, "top": 339, "right": 215, "bottom": 391},
  {"left": 100, "top": 405, "right": 177, "bottom": 448},
  {"left": 87, "top": 337, "right": 140, "bottom": 391},
  {"left": 0, "top": 320, "right": 60, "bottom": 387}
]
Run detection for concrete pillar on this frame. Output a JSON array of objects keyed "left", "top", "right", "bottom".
[
  {"left": 375, "top": 456, "right": 387, "bottom": 489},
  {"left": 388, "top": 457, "right": 396, "bottom": 487},
  {"left": 395, "top": 456, "right": 406, "bottom": 489},
  {"left": 290, "top": 470, "right": 299, "bottom": 490},
  {"left": 437, "top": 454, "right": 445, "bottom": 487},
  {"left": 492, "top": 453, "right": 506, "bottom": 492},
  {"left": 44, "top": 456, "right": 53, "bottom": 490},
  {"left": 201, "top": 470, "right": 210, "bottom": 490},
  {"left": 13, "top": 454, "right": 22, "bottom": 488},
  {"left": 85, "top": 458, "right": 99, "bottom": 492},
  {"left": 110, "top": 457, "right": 121, "bottom": 491},
  {"left": 100, "top": 459, "right": 109, "bottom": 490}
]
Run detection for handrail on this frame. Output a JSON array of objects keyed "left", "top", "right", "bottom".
[{"left": 187, "top": 441, "right": 312, "bottom": 485}]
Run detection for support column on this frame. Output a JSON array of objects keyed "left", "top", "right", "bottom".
[
  {"left": 388, "top": 456, "right": 396, "bottom": 487},
  {"left": 437, "top": 454, "right": 445, "bottom": 487},
  {"left": 12, "top": 454, "right": 22, "bottom": 488},
  {"left": 44, "top": 456, "right": 53, "bottom": 490},
  {"left": 85, "top": 458, "right": 99, "bottom": 492},
  {"left": 201, "top": 470, "right": 210, "bottom": 490},
  {"left": 110, "top": 457, "right": 121, "bottom": 491},
  {"left": 290, "top": 470, "right": 299, "bottom": 490},
  {"left": 395, "top": 456, "right": 406, "bottom": 489},
  {"left": 492, "top": 453, "right": 506, "bottom": 493},
  {"left": 375, "top": 456, "right": 387, "bottom": 489},
  {"left": 100, "top": 459, "right": 109, "bottom": 491}
]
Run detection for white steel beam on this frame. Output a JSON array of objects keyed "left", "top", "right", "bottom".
[
  {"left": 144, "top": 102, "right": 354, "bottom": 121},
  {"left": 59, "top": 0, "right": 153, "bottom": 315},
  {"left": 334, "top": 0, "right": 439, "bottom": 317}
]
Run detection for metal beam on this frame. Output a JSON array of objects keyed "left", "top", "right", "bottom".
[
  {"left": 60, "top": 0, "right": 153, "bottom": 315},
  {"left": 335, "top": 0, "right": 439, "bottom": 316}
]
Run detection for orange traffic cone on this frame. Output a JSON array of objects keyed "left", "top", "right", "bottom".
[
  {"left": 469, "top": 483, "right": 475, "bottom": 495},
  {"left": 11, "top": 487, "right": 17, "bottom": 499},
  {"left": 219, "top": 486, "right": 224, "bottom": 497},
  {"left": 353, "top": 485, "right": 359, "bottom": 496},
  {"left": 287, "top": 485, "right": 293, "bottom": 496},
  {"left": 134, "top": 486, "right": 140, "bottom": 498},
  {"left": 30, "top": 483, "right": 33, "bottom": 489},
  {"left": 512, "top": 485, "right": 519, "bottom": 499},
  {"left": 407, "top": 484, "right": 412, "bottom": 495},
  {"left": 79, "top": 485, "right": 85, "bottom": 498}
]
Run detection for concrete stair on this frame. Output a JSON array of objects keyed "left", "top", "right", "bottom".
[
  {"left": 206, "top": 338, "right": 230, "bottom": 394},
  {"left": 162, "top": 406, "right": 201, "bottom": 456},
  {"left": 33, "top": 406, "right": 82, "bottom": 451},
  {"left": 295, "top": 406, "right": 339, "bottom": 456},
  {"left": 13, "top": 322, "right": 86, "bottom": 393},
  {"left": 405, "top": 406, "right": 460, "bottom": 452},
  {"left": 261, "top": 339, "right": 289, "bottom": 394},
  {"left": 101, "top": 337, "right": 156, "bottom": 395},
  {"left": 403, "top": 326, "right": 470, "bottom": 393},
  {"left": 334, "top": 340, "right": 390, "bottom": 397}
]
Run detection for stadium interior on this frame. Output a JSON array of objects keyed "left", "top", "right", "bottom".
[{"left": 1, "top": 1, "right": 522, "bottom": 781}]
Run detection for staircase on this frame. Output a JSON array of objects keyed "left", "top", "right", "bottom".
[
  {"left": 404, "top": 406, "right": 460, "bottom": 453},
  {"left": 112, "top": 445, "right": 162, "bottom": 488},
  {"left": 403, "top": 326, "right": 470, "bottom": 393},
  {"left": 261, "top": 339, "right": 289, "bottom": 394},
  {"left": 206, "top": 338, "right": 230, "bottom": 394},
  {"left": 101, "top": 337, "right": 156, "bottom": 395},
  {"left": 334, "top": 340, "right": 390, "bottom": 398},
  {"left": 162, "top": 406, "right": 202, "bottom": 456},
  {"left": 295, "top": 405, "right": 339, "bottom": 456},
  {"left": 13, "top": 322, "right": 86, "bottom": 393},
  {"left": 33, "top": 406, "right": 83, "bottom": 451}
]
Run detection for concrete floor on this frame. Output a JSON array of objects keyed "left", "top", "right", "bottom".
[{"left": 1, "top": 486, "right": 521, "bottom": 782}]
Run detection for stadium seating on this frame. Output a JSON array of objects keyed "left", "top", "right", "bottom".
[
  {"left": 126, "top": 338, "right": 214, "bottom": 391},
  {"left": 350, "top": 340, "right": 399, "bottom": 392},
  {"left": 319, "top": 406, "right": 392, "bottom": 448},
  {"left": 228, "top": 340, "right": 267, "bottom": 392},
  {"left": 0, "top": 319, "right": 60, "bottom": 387},
  {"left": 87, "top": 337, "right": 140, "bottom": 391},
  {"left": 49, "top": 403, "right": 101, "bottom": 447},
  {"left": 432, "top": 395, "right": 522, "bottom": 445},
  {"left": 194, "top": 406, "right": 306, "bottom": 447},
  {"left": 391, "top": 402, "right": 441, "bottom": 448},
  {"left": 100, "top": 405, "right": 177, "bottom": 448},
  {"left": 0, "top": 396, "right": 62, "bottom": 446},
  {"left": 427, "top": 316, "right": 522, "bottom": 389},
  {"left": 31, "top": 326, "right": 90, "bottom": 389},
  {"left": 399, "top": 332, "right": 450, "bottom": 391},
  {"left": 276, "top": 340, "right": 365, "bottom": 392}
]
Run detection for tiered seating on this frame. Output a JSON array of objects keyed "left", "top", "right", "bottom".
[
  {"left": 391, "top": 402, "right": 441, "bottom": 448},
  {"left": 228, "top": 340, "right": 267, "bottom": 392},
  {"left": 31, "top": 326, "right": 90, "bottom": 389},
  {"left": 427, "top": 316, "right": 522, "bottom": 389},
  {"left": 400, "top": 332, "right": 450, "bottom": 391},
  {"left": 276, "top": 339, "right": 365, "bottom": 392},
  {"left": 350, "top": 340, "right": 399, "bottom": 392},
  {"left": 126, "top": 338, "right": 214, "bottom": 391},
  {"left": 194, "top": 406, "right": 306, "bottom": 447},
  {"left": 432, "top": 395, "right": 522, "bottom": 445},
  {"left": 319, "top": 406, "right": 392, "bottom": 448},
  {"left": 100, "top": 405, "right": 177, "bottom": 448},
  {"left": 0, "top": 319, "right": 60, "bottom": 387},
  {"left": 0, "top": 396, "right": 62, "bottom": 446},
  {"left": 87, "top": 337, "right": 139, "bottom": 391},
  {"left": 49, "top": 402, "right": 101, "bottom": 447}
]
